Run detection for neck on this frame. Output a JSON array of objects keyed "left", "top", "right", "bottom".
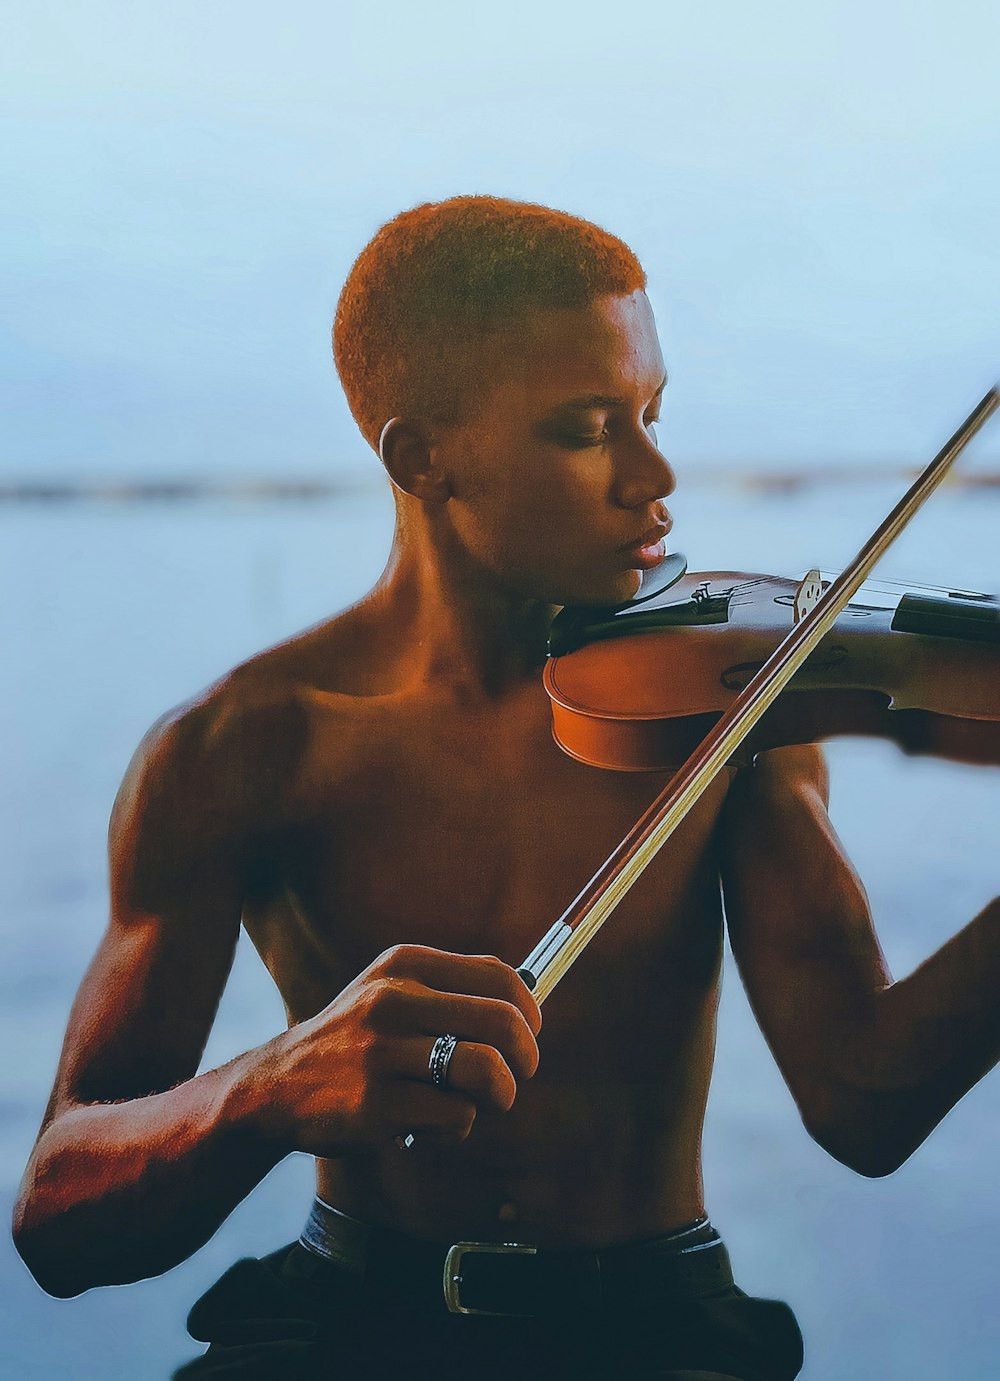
[{"left": 368, "top": 505, "right": 555, "bottom": 698}]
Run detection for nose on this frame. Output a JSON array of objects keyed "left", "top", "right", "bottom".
[{"left": 612, "top": 425, "right": 676, "bottom": 509}]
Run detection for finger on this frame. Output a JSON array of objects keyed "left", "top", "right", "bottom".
[
  {"left": 356, "top": 977, "right": 540, "bottom": 1081},
  {"left": 394, "top": 1037, "right": 518, "bottom": 1113},
  {"left": 383, "top": 1080, "right": 478, "bottom": 1144},
  {"left": 368, "top": 946, "right": 542, "bottom": 1035},
  {"left": 401, "top": 992, "right": 539, "bottom": 1082}
]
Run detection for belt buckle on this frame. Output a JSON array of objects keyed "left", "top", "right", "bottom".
[{"left": 443, "top": 1241, "right": 538, "bottom": 1315}]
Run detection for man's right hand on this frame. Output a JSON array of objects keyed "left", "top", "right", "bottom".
[{"left": 245, "top": 945, "right": 542, "bottom": 1156}]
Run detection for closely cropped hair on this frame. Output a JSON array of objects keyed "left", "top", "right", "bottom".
[{"left": 333, "top": 196, "right": 646, "bottom": 451}]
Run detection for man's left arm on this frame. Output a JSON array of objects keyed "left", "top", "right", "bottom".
[{"left": 720, "top": 743, "right": 1000, "bottom": 1177}]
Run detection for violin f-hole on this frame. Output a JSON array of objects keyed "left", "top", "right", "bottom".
[{"left": 721, "top": 645, "right": 849, "bottom": 693}]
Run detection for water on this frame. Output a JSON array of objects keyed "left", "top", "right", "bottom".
[{"left": 2, "top": 480, "right": 998, "bottom": 1378}]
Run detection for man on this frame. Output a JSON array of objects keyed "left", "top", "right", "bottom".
[{"left": 12, "top": 197, "right": 999, "bottom": 1379}]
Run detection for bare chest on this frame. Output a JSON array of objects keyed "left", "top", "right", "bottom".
[{"left": 245, "top": 687, "right": 730, "bottom": 1017}]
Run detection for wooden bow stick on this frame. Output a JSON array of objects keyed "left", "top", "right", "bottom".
[{"left": 517, "top": 386, "right": 1000, "bottom": 1004}]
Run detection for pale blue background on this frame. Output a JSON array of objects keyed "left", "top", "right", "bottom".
[
  {"left": 4, "top": 0, "right": 999, "bottom": 482},
  {"left": 3, "top": 3, "right": 999, "bottom": 1377}
]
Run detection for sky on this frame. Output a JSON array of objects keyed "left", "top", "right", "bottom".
[{"left": 3, "top": 0, "right": 999, "bottom": 481}]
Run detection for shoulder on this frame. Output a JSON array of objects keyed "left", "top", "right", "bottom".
[
  {"left": 113, "top": 639, "right": 322, "bottom": 846},
  {"left": 112, "top": 604, "right": 388, "bottom": 850},
  {"left": 109, "top": 659, "right": 320, "bottom": 917}
]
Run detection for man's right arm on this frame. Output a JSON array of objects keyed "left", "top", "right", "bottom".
[
  {"left": 11, "top": 695, "right": 285, "bottom": 1296},
  {"left": 12, "top": 687, "right": 541, "bottom": 1298}
]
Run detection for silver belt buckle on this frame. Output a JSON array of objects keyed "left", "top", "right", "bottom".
[{"left": 443, "top": 1241, "right": 538, "bottom": 1315}]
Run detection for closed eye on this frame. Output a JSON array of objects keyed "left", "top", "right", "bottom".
[{"left": 558, "top": 430, "right": 608, "bottom": 449}]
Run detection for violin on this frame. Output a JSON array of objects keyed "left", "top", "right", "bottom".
[
  {"left": 544, "top": 558, "right": 1000, "bottom": 774},
  {"left": 515, "top": 385, "right": 1000, "bottom": 1004},
  {"left": 399, "top": 387, "right": 999, "bottom": 1146}
]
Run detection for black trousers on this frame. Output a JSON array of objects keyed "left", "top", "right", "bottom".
[{"left": 174, "top": 1240, "right": 803, "bottom": 1380}]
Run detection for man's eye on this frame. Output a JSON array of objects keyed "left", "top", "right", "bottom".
[{"left": 559, "top": 431, "right": 607, "bottom": 449}]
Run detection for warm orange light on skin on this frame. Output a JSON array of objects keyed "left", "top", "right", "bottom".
[
  {"left": 334, "top": 195, "right": 647, "bottom": 451},
  {"left": 423, "top": 291, "right": 676, "bottom": 610}
]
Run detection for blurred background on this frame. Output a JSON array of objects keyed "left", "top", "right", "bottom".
[{"left": 2, "top": 2, "right": 998, "bottom": 1376}]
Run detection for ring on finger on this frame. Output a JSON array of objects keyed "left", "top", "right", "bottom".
[{"left": 428, "top": 1033, "right": 459, "bottom": 1089}]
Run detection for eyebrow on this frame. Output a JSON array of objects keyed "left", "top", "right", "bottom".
[{"left": 554, "top": 374, "right": 668, "bottom": 411}]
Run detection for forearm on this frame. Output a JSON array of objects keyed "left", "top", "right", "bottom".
[
  {"left": 14, "top": 944, "right": 542, "bottom": 1295},
  {"left": 13, "top": 1048, "right": 285, "bottom": 1297},
  {"left": 722, "top": 748, "right": 1000, "bottom": 1177},
  {"left": 815, "top": 897, "right": 1000, "bottom": 1176}
]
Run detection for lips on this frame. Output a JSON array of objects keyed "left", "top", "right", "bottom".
[
  {"left": 621, "top": 517, "right": 672, "bottom": 552},
  {"left": 618, "top": 516, "right": 672, "bottom": 570},
  {"left": 633, "top": 522, "right": 670, "bottom": 549}
]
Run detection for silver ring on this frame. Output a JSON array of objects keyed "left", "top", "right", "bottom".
[{"left": 428, "top": 1033, "right": 458, "bottom": 1089}]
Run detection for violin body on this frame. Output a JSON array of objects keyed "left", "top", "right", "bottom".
[
  {"left": 545, "top": 567, "right": 1000, "bottom": 772},
  {"left": 519, "top": 398, "right": 1000, "bottom": 1002}
]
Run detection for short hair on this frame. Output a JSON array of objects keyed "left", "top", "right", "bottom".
[{"left": 333, "top": 195, "right": 646, "bottom": 451}]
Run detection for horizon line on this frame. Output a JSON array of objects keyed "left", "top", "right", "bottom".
[{"left": 2, "top": 467, "right": 999, "bottom": 505}]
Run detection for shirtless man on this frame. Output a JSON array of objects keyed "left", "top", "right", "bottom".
[{"left": 13, "top": 197, "right": 1000, "bottom": 1380}]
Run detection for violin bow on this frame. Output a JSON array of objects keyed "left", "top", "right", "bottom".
[{"left": 517, "top": 385, "right": 1000, "bottom": 1003}]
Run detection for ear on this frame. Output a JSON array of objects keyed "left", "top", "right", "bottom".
[{"left": 378, "top": 417, "right": 452, "bottom": 503}]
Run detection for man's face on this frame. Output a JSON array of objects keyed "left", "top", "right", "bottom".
[{"left": 435, "top": 290, "right": 675, "bottom": 608}]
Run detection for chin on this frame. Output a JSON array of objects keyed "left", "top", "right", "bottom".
[{"left": 552, "top": 568, "right": 641, "bottom": 609}]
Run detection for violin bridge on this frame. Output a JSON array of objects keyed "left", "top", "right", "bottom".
[{"left": 793, "top": 569, "right": 823, "bottom": 624}]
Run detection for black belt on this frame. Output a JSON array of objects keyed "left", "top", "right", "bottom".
[{"left": 298, "top": 1198, "right": 734, "bottom": 1317}]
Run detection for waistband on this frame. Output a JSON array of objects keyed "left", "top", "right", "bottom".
[{"left": 298, "top": 1197, "right": 734, "bottom": 1316}]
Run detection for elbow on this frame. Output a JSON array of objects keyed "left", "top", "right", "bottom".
[
  {"left": 12, "top": 1165, "right": 108, "bottom": 1298},
  {"left": 800, "top": 1092, "right": 915, "bottom": 1180},
  {"left": 19, "top": 1261, "right": 88, "bottom": 1301},
  {"left": 811, "top": 1130, "right": 906, "bottom": 1180},
  {"left": 12, "top": 1201, "right": 87, "bottom": 1299},
  {"left": 842, "top": 1147, "right": 905, "bottom": 1180},
  {"left": 13, "top": 1223, "right": 113, "bottom": 1299},
  {"left": 13, "top": 1166, "right": 212, "bottom": 1296}
]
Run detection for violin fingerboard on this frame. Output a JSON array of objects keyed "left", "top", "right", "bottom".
[{"left": 891, "top": 592, "right": 1000, "bottom": 644}]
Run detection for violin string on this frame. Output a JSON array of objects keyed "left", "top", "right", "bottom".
[{"left": 520, "top": 386, "right": 1000, "bottom": 1003}]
